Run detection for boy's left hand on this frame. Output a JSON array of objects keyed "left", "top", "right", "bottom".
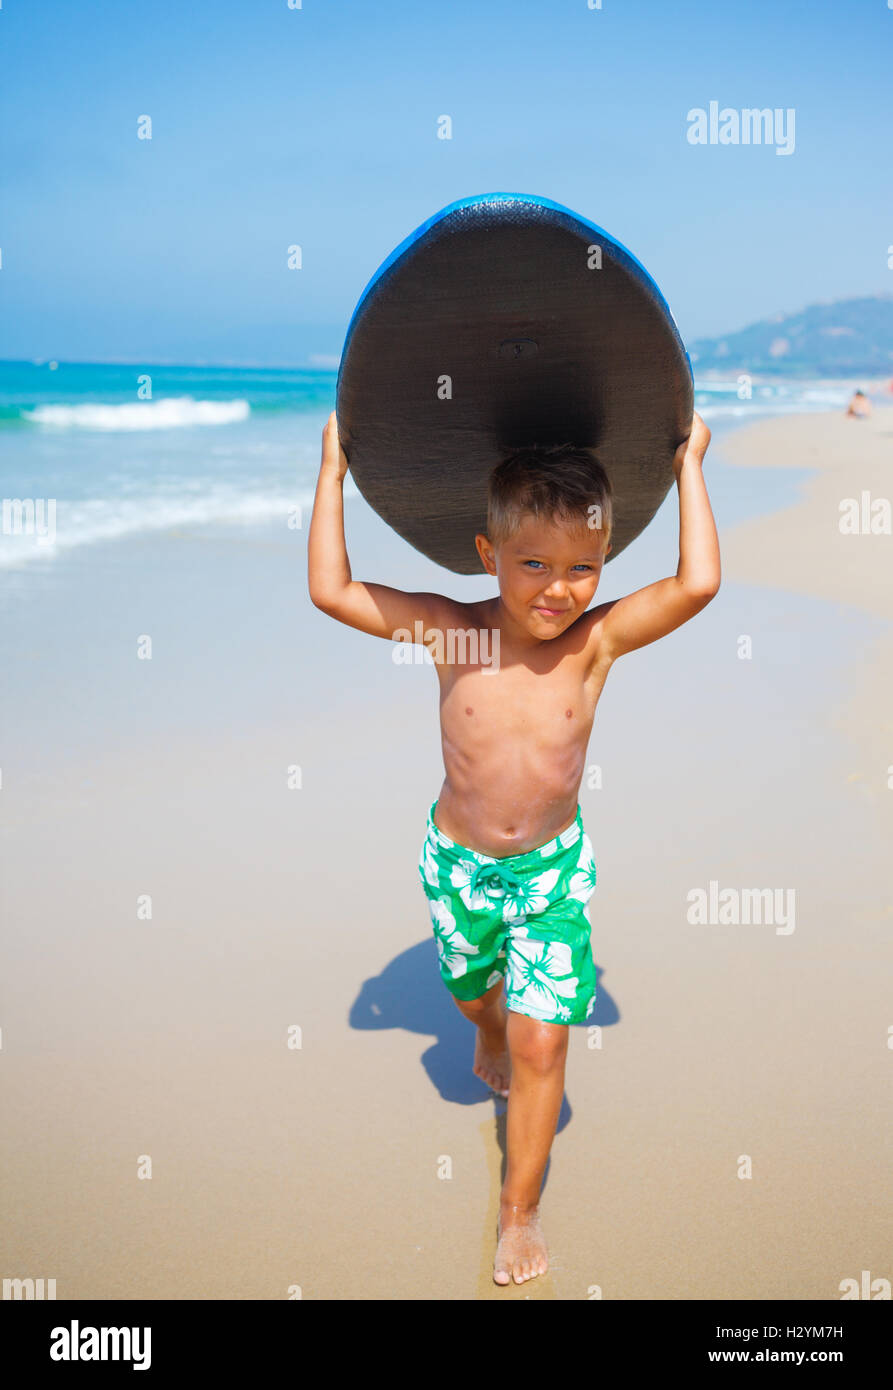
[
  {"left": 586, "top": 405, "right": 719, "bottom": 663},
  {"left": 673, "top": 411, "right": 711, "bottom": 478}
]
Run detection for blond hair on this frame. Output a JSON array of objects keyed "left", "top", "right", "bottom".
[{"left": 486, "top": 443, "right": 613, "bottom": 549}]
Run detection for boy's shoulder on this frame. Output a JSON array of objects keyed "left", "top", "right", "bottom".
[
  {"left": 430, "top": 594, "right": 494, "bottom": 631},
  {"left": 564, "top": 600, "right": 620, "bottom": 674}
]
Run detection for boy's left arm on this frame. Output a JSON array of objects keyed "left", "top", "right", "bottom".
[{"left": 589, "top": 412, "right": 720, "bottom": 661}]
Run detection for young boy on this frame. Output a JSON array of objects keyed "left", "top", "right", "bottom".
[{"left": 308, "top": 409, "right": 719, "bottom": 1286}]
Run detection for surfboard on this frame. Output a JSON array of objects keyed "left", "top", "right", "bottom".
[{"left": 335, "top": 192, "right": 693, "bottom": 575}]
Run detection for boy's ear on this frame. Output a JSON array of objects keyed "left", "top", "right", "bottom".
[{"left": 474, "top": 533, "right": 498, "bottom": 575}]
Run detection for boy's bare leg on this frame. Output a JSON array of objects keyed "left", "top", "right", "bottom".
[
  {"left": 452, "top": 978, "right": 511, "bottom": 1097},
  {"left": 494, "top": 1012, "right": 569, "bottom": 1285}
]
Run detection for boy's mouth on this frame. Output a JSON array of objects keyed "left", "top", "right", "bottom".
[{"left": 533, "top": 605, "right": 570, "bottom": 618}]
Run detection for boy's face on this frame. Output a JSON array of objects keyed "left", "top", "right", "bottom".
[{"left": 475, "top": 511, "right": 610, "bottom": 639}]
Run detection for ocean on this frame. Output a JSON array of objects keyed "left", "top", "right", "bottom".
[{"left": 0, "top": 359, "right": 869, "bottom": 577}]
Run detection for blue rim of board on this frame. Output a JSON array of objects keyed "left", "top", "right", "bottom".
[{"left": 338, "top": 191, "right": 693, "bottom": 382}]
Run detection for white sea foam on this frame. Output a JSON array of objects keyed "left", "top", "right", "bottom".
[
  {"left": 695, "top": 378, "right": 855, "bottom": 421},
  {"left": 0, "top": 487, "right": 316, "bottom": 569},
  {"left": 695, "top": 377, "right": 860, "bottom": 413},
  {"left": 23, "top": 397, "right": 251, "bottom": 431},
  {"left": 699, "top": 401, "right": 853, "bottom": 422}
]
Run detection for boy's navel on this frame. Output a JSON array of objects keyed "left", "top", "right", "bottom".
[
  {"left": 565, "top": 709, "right": 573, "bottom": 719},
  {"left": 465, "top": 706, "right": 474, "bottom": 715}
]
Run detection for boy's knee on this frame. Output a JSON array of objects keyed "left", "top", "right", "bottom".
[
  {"left": 452, "top": 979, "right": 503, "bottom": 1018},
  {"left": 455, "top": 993, "right": 488, "bottom": 1018},
  {"left": 508, "top": 1013, "right": 569, "bottom": 1073}
]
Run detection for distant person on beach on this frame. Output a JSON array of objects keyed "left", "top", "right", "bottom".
[
  {"left": 308, "top": 410, "right": 720, "bottom": 1287},
  {"left": 846, "top": 389, "right": 871, "bottom": 418}
]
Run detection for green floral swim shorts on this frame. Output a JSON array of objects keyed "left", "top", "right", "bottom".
[{"left": 417, "top": 801, "right": 597, "bottom": 1026}]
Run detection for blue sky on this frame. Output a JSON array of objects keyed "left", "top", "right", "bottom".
[{"left": 2, "top": 0, "right": 891, "bottom": 365}]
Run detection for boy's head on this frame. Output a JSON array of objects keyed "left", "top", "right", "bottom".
[{"left": 475, "top": 442, "right": 613, "bottom": 639}]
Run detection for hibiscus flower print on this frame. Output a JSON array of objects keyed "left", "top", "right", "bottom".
[
  {"left": 567, "top": 837, "right": 597, "bottom": 903},
  {"left": 500, "top": 867, "right": 561, "bottom": 922},
  {"left": 506, "top": 937, "right": 579, "bottom": 1018},
  {"left": 448, "top": 858, "right": 503, "bottom": 913},
  {"left": 420, "top": 839, "right": 443, "bottom": 889},
  {"left": 429, "top": 897, "right": 479, "bottom": 978},
  {"left": 449, "top": 858, "right": 561, "bottom": 923}
]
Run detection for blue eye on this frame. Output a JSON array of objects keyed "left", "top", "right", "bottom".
[{"left": 522, "top": 560, "right": 594, "bottom": 572}]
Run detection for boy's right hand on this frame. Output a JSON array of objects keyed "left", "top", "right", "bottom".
[{"left": 321, "top": 410, "right": 349, "bottom": 481}]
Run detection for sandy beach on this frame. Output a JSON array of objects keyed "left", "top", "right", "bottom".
[
  {"left": 2, "top": 406, "right": 891, "bottom": 1301},
  {"left": 719, "top": 409, "right": 893, "bottom": 856}
]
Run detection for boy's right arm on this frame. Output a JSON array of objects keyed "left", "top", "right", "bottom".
[{"left": 307, "top": 412, "right": 456, "bottom": 642}]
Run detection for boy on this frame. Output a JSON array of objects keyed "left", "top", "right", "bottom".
[{"left": 308, "top": 410, "right": 719, "bottom": 1286}]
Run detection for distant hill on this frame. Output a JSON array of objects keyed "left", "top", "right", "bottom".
[{"left": 689, "top": 296, "right": 893, "bottom": 376}]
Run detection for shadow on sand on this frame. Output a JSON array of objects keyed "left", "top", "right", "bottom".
[{"left": 350, "top": 939, "right": 619, "bottom": 1199}]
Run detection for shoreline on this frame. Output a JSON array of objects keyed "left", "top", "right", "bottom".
[
  {"left": 0, "top": 397, "right": 883, "bottom": 584},
  {"left": 716, "top": 406, "right": 893, "bottom": 619}
]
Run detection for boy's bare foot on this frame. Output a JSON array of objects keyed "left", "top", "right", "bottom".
[
  {"left": 472, "top": 1001, "right": 511, "bottom": 1097},
  {"left": 494, "top": 1203, "right": 549, "bottom": 1285}
]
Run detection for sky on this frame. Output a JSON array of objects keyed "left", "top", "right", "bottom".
[{"left": 1, "top": 0, "right": 892, "bottom": 366}]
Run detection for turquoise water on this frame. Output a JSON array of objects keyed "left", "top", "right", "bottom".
[
  {"left": 0, "top": 360, "right": 337, "bottom": 419},
  {"left": 0, "top": 359, "right": 860, "bottom": 574}
]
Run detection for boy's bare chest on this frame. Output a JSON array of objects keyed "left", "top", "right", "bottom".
[{"left": 438, "top": 652, "right": 609, "bottom": 740}]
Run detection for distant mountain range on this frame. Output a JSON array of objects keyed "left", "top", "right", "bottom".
[{"left": 688, "top": 295, "right": 893, "bottom": 376}]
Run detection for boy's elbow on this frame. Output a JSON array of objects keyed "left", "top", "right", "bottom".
[
  {"left": 309, "top": 587, "right": 342, "bottom": 616},
  {"left": 694, "top": 573, "right": 721, "bottom": 603},
  {"left": 682, "top": 573, "right": 721, "bottom": 608}
]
